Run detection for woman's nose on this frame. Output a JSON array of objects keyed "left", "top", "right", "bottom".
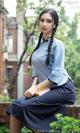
[{"left": 43, "top": 21, "right": 47, "bottom": 26}]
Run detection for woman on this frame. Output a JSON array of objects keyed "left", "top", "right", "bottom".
[{"left": 7, "top": 8, "right": 76, "bottom": 133}]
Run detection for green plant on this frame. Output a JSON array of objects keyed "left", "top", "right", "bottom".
[
  {"left": 0, "top": 124, "right": 9, "bottom": 133},
  {"left": 76, "top": 88, "right": 80, "bottom": 104},
  {"left": 27, "top": 44, "right": 35, "bottom": 54},
  {"left": 50, "top": 113, "right": 80, "bottom": 133},
  {"left": 0, "top": 95, "right": 14, "bottom": 103},
  {"left": 21, "top": 127, "right": 32, "bottom": 133},
  {"left": 0, "top": 124, "right": 31, "bottom": 133}
]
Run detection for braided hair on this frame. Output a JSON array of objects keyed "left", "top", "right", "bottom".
[
  {"left": 29, "top": 32, "right": 43, "bottom": 65},
  {"left": 29, "top": 8, "right": 59, "bottom": 65}
]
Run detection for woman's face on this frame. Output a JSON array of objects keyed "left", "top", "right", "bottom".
[{"left": 39, "top": 13, "right": 55, "bottom": 37}]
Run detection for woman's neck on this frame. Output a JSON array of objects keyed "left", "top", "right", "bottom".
[{"left": 43, "top": 33, "right": 51, "bottom": 40}]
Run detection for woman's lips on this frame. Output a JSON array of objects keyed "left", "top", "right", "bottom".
[{"left": 41, "top": 28, "right": 47, "bottom": 31}]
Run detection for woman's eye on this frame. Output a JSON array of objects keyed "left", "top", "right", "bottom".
[
  {"left": 40, "top": 19, "right": 44, "bottom": 22},
  {"left": 40, "top": 19, "right": 52, "bottom": 23},
  {"left": 47, "top": 20, "right": 52, "bottom": 23}
]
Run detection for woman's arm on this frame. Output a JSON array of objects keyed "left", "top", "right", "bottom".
[
  {"left": 31, "top": 77, "right": 39, "bottom": 87},
  {"left": 36, "top": 79, "right": 52, "bottom": 92},
  {"left": 24, "top": 79, "right": 52, "bottom": 97},
  {"left": 24, "top": 77, "right": 39, "bottom": 97}
]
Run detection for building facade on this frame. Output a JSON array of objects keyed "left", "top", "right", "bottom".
[
  {"left": 0, "top": 0, "right": 7, "bottom": 94},
  {"left": 0, "top": 1, "right": 32, "bottom": 99}
]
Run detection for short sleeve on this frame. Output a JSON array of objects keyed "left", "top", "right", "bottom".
[{"left": 48, "top": 42, "right": 65, "bottom": 85}]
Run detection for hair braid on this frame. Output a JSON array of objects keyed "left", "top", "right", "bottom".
[
  {"left": 46, "top": 30, "right": 55, "bottom": 65},
  {"left": 29, "top": 32, "right": 43, "bottom": 65}
]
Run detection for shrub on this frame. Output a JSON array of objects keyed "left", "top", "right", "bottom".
[
  {"left": 0, "top": 124, "right": 31, "bottom": 133},
  {"left": 76, "top": 88, "right": 80, "bottom": 104},
  {"left": 0, "top": 95, "right": 14, "bottom": 103},
  {"left": 50, "top": 114, "right": 80, "bottom": 133},
  {"left": 0, "top": 124, "right": 9, "bottom": 133},
  {"left": 21, "top": 127, "right": 32, "bottom": 133}
]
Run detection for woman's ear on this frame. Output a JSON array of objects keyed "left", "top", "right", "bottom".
[{"left": 53, "top": 25, "right": 56, "bottom": 28}]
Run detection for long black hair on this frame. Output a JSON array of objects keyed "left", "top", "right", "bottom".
[{"left": 29, "top": 8, "right": 59, "bottom": 65}]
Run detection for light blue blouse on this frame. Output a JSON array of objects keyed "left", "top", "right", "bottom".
[{"left": 31, "top": 38, "right": 70, "bottom": 86}]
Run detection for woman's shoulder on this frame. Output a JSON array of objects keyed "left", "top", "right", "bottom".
[
  {"left": 53, "top": 38, "right": 64, "bottom": 45},
  {"left": 52, "top": 38, "right": 64, "bottom": 48}
]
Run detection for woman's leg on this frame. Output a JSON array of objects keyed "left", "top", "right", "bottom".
[{"left": 10, "top": 115, "right": 22, "bottom": 133}]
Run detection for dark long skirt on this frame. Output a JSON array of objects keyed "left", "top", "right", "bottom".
[{"left": 6, "top": 79, "right": 76, "bottom": 132}]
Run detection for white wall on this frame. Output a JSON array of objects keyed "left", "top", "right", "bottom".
[{"left": 17, "top": 25, "right": 24, "bottom": 98}]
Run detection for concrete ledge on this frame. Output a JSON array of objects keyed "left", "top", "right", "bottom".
[
  {"left": 67, "top": 104, "right": 80, "bottom": 118},
  {"left": 0, "top": 103, "right": 80, "bottom": 123}
]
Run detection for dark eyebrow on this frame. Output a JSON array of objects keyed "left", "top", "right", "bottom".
[{"left": 40, "top": 18, "right": 52, "bottom": 21}]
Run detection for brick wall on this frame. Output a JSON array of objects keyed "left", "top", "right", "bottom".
[
  {"left": 0, "top": 12, "right": 4, "bottom": 93},
  {"left": 0, "top": 104, "right": 80, "bottom": 123},
  {"left": 6, "top": 23, "right": 18, "bottom": 98},
  {"left": 8, "top": 27, "right": 17, "bottom": 55},
  {"left": 24, "top": 61, "right": 32, "bottom": 92}
]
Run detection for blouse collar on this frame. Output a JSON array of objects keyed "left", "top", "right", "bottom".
[{"left": 41, "top": 37, "right": 51, "bottom": 43}]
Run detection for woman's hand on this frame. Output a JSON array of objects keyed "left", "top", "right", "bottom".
[{"left": 24, "top": 86, "right": 38, "bottom": 98}]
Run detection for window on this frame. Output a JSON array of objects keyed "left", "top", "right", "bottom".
[{"left": 7, "top": 32, "right": 13, "bottom": 53}]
